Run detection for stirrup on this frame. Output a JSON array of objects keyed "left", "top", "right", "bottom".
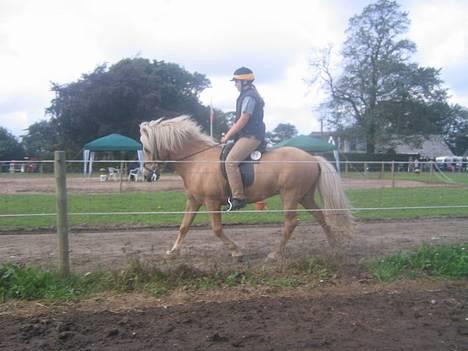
[
  {"left": 223, "top": 198, "right": 233, "bottom": 212},
  {"left": 226, "top": 198, "right": 247, "bottom": 211}
]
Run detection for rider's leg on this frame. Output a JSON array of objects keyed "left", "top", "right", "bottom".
[{"left": 225, "top": 136, "right": 261, "bottom": 208}]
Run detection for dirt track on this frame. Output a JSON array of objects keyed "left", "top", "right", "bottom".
[
  {"left": 1, "top": 218, "right": 467, "bottom": 273},
  {"left": 1, "top": 218, "right": 467, "bottom": 350},
  {"left": 0, "top": 174, "right": 457, "bottom": 195}
]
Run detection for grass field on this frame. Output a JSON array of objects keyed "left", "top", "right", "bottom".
[
  {"left": 343, "top": 170, "right": 468, "bottom": 185},
  {"left": 1, "top": 187, "right": 467, "bottom": 230}
]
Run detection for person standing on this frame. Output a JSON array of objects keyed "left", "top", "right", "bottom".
[{"left": 221, "top": 67, "right": 266, "bottom": 211}]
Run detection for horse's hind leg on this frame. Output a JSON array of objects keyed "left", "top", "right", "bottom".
[
  {"left": 268, "top": 197, "right": 299, "bottom": 260},
  {"left": 205, "top": 199, "right": 243, "bottom": 257},
  {"left": 167, "top": 198, "right": 202, "bottom": 255},
  {"left": 300, "top": 193, "right": 338, "bottom": 247}
]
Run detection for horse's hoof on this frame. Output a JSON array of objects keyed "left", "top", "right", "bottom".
[
  {"left": 231, "top": 251, "right": 243, "bottom": 258},
  {"left": 266, "top": 252, "right": 280, "bottom": 261},
  {"left": 166, "top": 249, "right": 179, "bottom": 256}
]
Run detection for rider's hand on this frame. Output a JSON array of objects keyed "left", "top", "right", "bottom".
[{"left": 221, "top": 135, "right": 229, "bottom": 144}]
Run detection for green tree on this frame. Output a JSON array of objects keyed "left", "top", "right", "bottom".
[
  {"left": 311, "top": 0, "right": 450, "bottom": 153},
  {"left": 0, "top": 127, "right": 24, "bottom": 160},
  {"left": 442, "top": 105, "right": 468, "bottom": 155},
  {"left": 22, "top": 120, "right": 58, "bottom": 159},
  {"left": 46, "top": 58, "right": 210, "bottom": 154},
  {"left": 267, "top": 123, "right": 298, "bottom": 144}
]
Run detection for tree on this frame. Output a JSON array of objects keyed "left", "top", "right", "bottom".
[
  {"left": 267, "top": 123, "right": 298, "bottom": 144},
  {"left": 22, "top": 120, "right": 59, "bottom": 159},
  {"left": 45, "top": 58, "right": 210, "bottom": 155},
  {"left": 0, "top": 127, "right": 24, "bottom": 160},
  {"left": 210, "top": 110, "right": 236, "bottom": 140},
  {"left": 442, "top": 104, "right": 468, "bottom": 155},
  {"left": 311, "top": 0, "right": 450, "bottom": 153}
]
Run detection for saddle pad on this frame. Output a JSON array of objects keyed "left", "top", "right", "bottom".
[{"left": 220, "top": 143, "right": 255, "bottom": 188}]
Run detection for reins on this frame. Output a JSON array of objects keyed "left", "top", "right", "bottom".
[
  {"left": 175, "top": 143, "right": 221, "bottom": 162},
  {"left": 144, "top": 143, "right": 220, "bottom": 174}
]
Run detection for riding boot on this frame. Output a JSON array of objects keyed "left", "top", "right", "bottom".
[{"left": 224, "top": 198, "right": 246, "bottom": 211}]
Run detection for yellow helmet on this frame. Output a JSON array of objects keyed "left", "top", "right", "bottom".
[{"left": 231, "top": 67, "right": 255, "bottom": 81}]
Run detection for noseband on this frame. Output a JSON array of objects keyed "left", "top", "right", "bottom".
[
  {"left": 143, "top": 144, "right": 162, "bottom": 181},
  {"left": 143, "top": 142, "right": 221, "bottom": 181}
]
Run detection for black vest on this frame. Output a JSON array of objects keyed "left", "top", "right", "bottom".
[{"left": 235, "top": 87, "right": 266, "bottom": 141}]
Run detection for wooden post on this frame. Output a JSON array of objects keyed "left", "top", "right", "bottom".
[
  {"left": 54, "top": 151, "right": 70, "bottom": 276},
  {"left": 119, "top": 160, "right": 124, "bottom": 193},
  {"left": 391, "top": 161, "right": 395, "bottom": 189},
  {"left": 345, "top": 161, "right": 349, "bottom": 174},
  {"left": 380, "top": 162, "right": 385, "bottom": 179},
  {"left": 430, "top": 161, "right": 434, "bottom": 181}
]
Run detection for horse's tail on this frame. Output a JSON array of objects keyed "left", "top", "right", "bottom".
[{"left": 315, "top": 156, "right": 354, "bottom": 239}]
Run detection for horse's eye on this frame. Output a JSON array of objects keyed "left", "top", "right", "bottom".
[{"left": 144, "top": 148, "right": 150, "bottom": 154}]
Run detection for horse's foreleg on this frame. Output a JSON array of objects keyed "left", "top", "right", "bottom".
[
  {"left": 206, "top": 200, "right": 243, "bottom": 257},
  {"left": 167, "top": 198, "right": 201, "bottom": 255},
  {"left": 268, "top": 203, "right": 298, "bottom": 260}
]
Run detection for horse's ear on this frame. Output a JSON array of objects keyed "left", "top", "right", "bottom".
[{"left": 154, "top": 116, "right": 170, "bottom": 125}]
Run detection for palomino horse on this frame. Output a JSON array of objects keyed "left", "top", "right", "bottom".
[{"left": 140, "top": 115, "right": 353, "bottom": 259}]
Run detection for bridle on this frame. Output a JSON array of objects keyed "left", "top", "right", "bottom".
[
  {"left": 143, "top": 145, "right": 162, "bottom": 181},
  {"left": 143, "top": 142, "right": 221, "bottom": 181}
]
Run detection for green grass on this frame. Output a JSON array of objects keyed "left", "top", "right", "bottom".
[
  {"left": 0, "top": 263, "right": 96, "bottom": 301},
  {"left": 369, "top": 243, "right": 468, "bottom": 281},
  {"left": 343, "top": 171, "right": 468, "bottom": 185},
  {"left": 346, "top": 187, "right": 468, "bottom": 219},
  {"left": 0, "top": 257, "right": 334, "bottom": 302},
  {"left": 2, "top": 243, "right": 466, "bottom": 303},
  {"left": 0, "top": 187, "right": 467, "bottom": 230}
]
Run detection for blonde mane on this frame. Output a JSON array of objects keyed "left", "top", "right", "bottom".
[{"left": 140, "top": 115, "right": 216, "bottom": 156}]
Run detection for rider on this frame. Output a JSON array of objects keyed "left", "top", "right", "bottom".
[{"left": 221, "top": 67, "right": 266, "bottom": 211}]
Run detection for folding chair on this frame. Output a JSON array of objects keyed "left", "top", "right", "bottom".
[
  {"left": 128, "top": 167, "right": 144, "bottom": 182},
  {"left": 108, "top": 167, "right": 120, "bottom": 181}
]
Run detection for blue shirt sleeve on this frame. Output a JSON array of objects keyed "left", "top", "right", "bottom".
[{"left": 241, "top": 96, "right": 256, "bottom": 115}]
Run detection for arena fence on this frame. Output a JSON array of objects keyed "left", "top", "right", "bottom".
[{"left": 1, "top": 151, "right": 467, "bottom": 275}]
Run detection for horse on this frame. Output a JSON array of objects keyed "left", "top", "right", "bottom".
[{"left": 140, "top": 115, "right": 353, "bottom": 260}]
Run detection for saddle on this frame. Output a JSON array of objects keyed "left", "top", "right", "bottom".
[{"left": 220, "top": 141, "right": 267, "bottom": 195}]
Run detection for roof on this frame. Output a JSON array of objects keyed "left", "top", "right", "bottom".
[
  {"left": 381, "top": 135, "right": 453, "bottom": 158},
  {"left": 83, "top": 134, "right": 142, "bottom": 151},
  {"left": 273, "top": 135, "right": 337, "bottom": 152}
]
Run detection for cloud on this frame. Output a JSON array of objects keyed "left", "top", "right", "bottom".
[
  {"left": 408, "top": 0, "right": 468, "bottom": 105},
  {"left": 1, "top": 0, "right": 467, "bottom": 138}
]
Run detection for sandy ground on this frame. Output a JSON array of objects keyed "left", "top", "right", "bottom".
[
  {"left": 0, "top": 173, "right": 456, "bottom": 195},
  {"left": 0, "top": 218, "right": 467, "bottom": 273}
]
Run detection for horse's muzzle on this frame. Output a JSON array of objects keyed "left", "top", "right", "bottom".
[{"left": 145, "top": 170, "right": 160, "bottom": 182}]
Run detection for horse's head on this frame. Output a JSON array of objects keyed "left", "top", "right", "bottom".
[
  {"left": 140, "top": 122, "right": 162, "bottom": 182},
  {"left": 140, "top": 115, "right": 217, "bottom": 181}
]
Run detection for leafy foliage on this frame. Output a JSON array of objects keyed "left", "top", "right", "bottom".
[
  {"left": 45, "top": 58, "right": 211, "bottom": 155},
  {"left": 0, "top": 127, "right": 24, "bottom": 160},
  {"left": 21, "top": 120, "right": 58, "bottom": 159},
  {"left": 311, "top": 0, "right": 462, "bottom": 153},
  {"left": 266, "top": 123, "right": 298, "bottom": 144}
]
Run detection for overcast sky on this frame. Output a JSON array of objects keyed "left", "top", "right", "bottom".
[{"left": 1, "top": 0, "right": 467, "bottom": 138}]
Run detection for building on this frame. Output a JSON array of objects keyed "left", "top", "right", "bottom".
[{"left": 309, "top": 132, "right": 454, "bottom": 159}]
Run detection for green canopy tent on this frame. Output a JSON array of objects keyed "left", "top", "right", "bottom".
[
  {"left": 273, "top": 135, "right": 340, "bottom": 171},
  {"left": 83, "top": 133, "right": 143, "bottom": 175}
]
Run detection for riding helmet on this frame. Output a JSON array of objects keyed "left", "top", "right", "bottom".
[{"left": 231, "top": 67, "right": 255, "bottom": 81}]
